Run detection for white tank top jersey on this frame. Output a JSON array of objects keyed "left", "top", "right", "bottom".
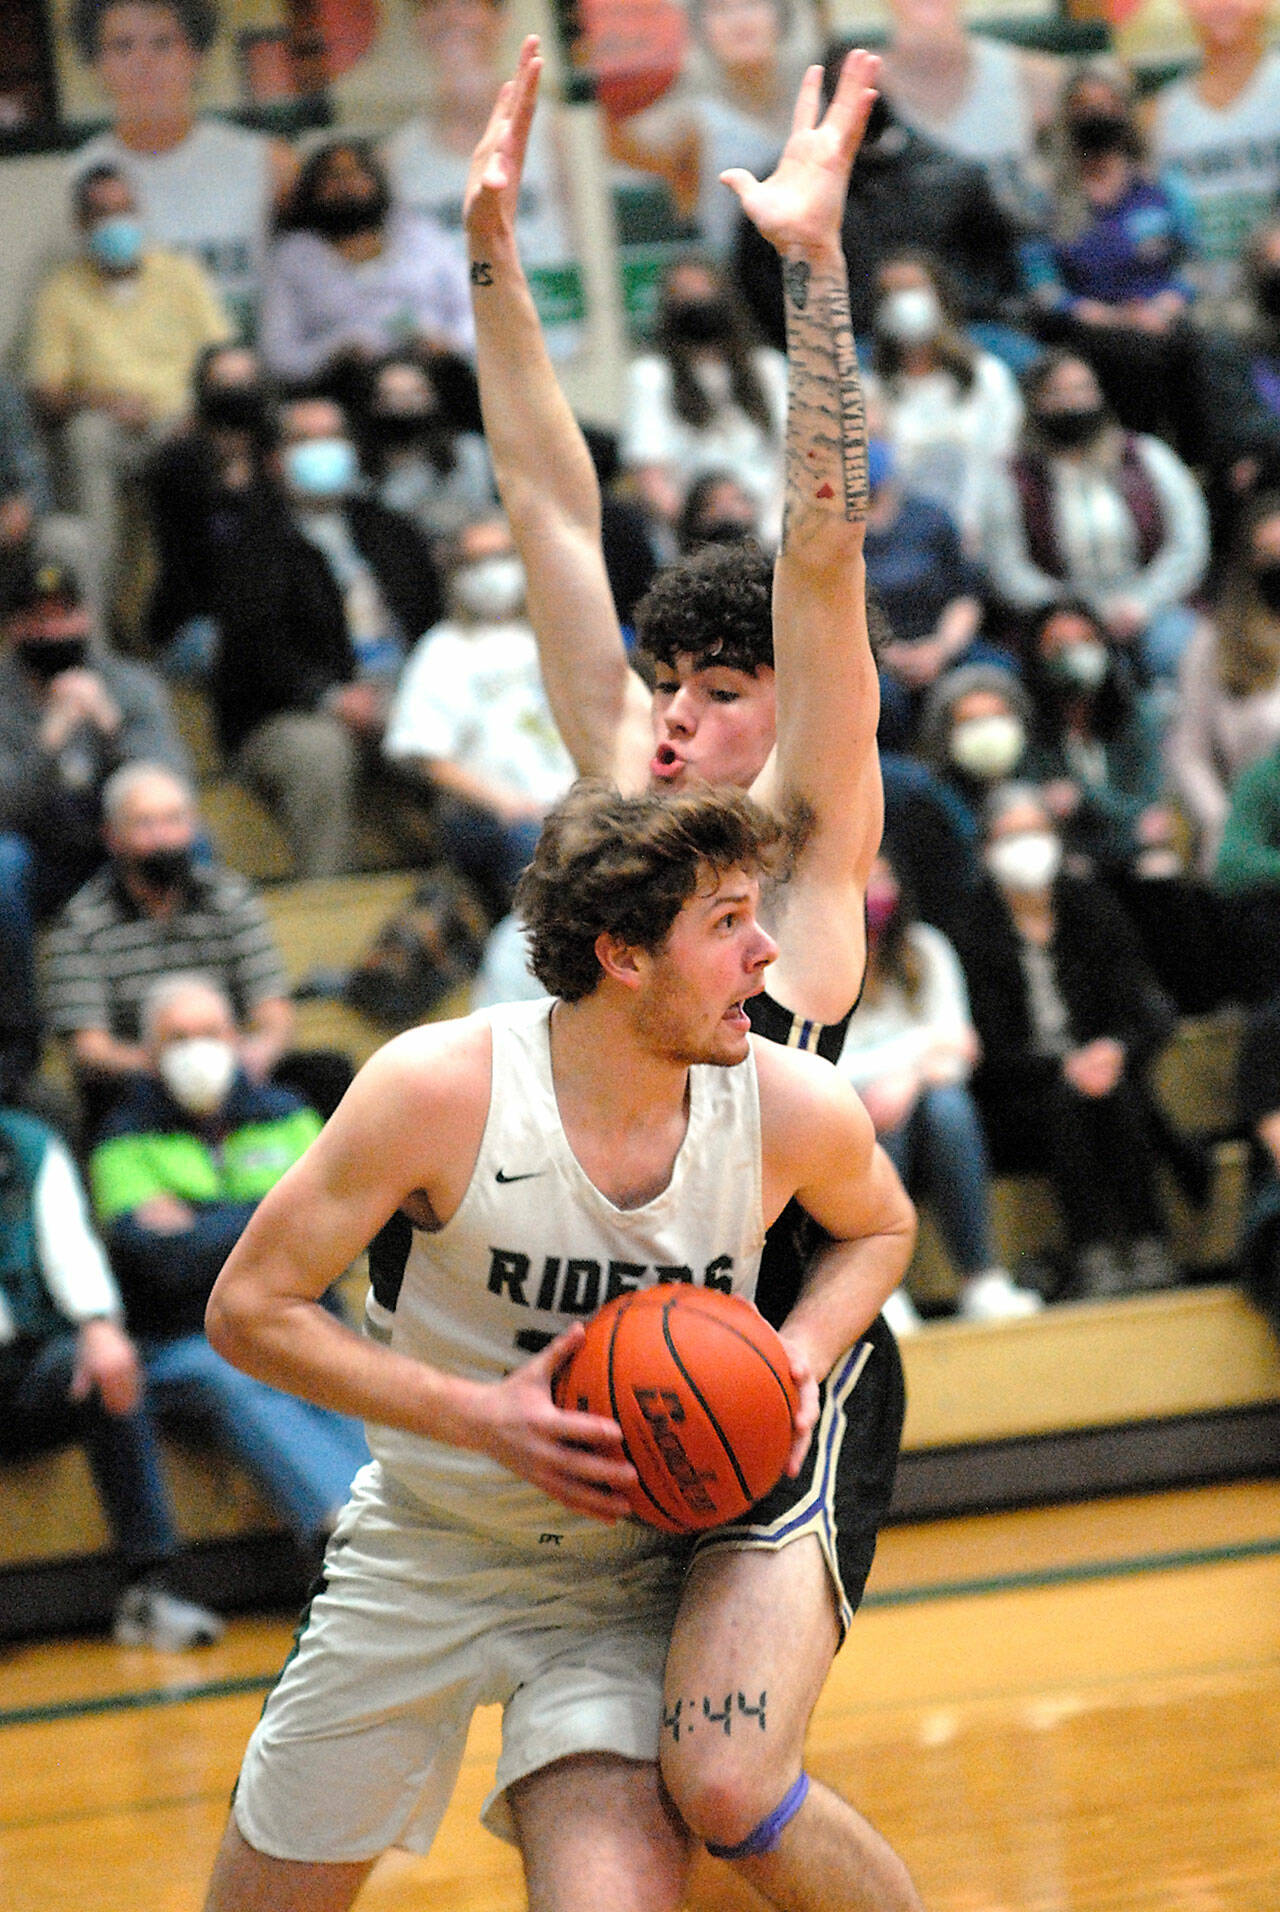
[{"left": 365, "top": 998, "right": 766, "bottom": 1549}]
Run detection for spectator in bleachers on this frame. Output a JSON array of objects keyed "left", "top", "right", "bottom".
[
  {"left": 207, "top": 391, "right": 443, "bottom": 876},
  {"left": 954, "top": 780, "right": 1180, "bottom": 1299},
  {"left": 878, "top": 0, "right": 1064, "bottom": 231},
  {"left": 866, "top": 249, "right": 1026, "bottom": 549},
  {"left": 0, "top": 1102, "right": 223, "bottom": 1650},
  {"left": 1190, "top": 220, "right": 1280, "bottom": 549},
  {"left": 915, "top": 660, "right": 1035, "bottom": 836},
  {"left": 977, "top": 350, "right": 1210, "bottom": 685},
  {"left": 620, "top": 254, "right": 787, "bottom": 552},
  {"left": 1167, "top": 494, "right": 1280, "bottom": 878},
  {"left": 1235, "top": 991, "right": 1280, "bottom": 1336},
  {"left": 0, "top": 539, "right": 191, "bottom": 1044},
  {"left": 382, "top": 514, "right": 576, "bottom": 921},
  {"left": 733, "top": 76, "right": 1025, "bottom": 349},
  {"left": 602, "top": 0, "right": 817, "bottom": 261},
  {"left": 1022, "top": 60, "right": 1207, "bottom": 455},
  {"left": 42, "top": 761, "right": 299, "bottom": 1136},
  {"left": 140, "top": 342, "right": 278, "bottom": 665},
  {"left": 880, "top": 747, "right": 984, "bottom": 945},
  {"left": 1148, "top": 0, "right": 1280, "bottom": 313},
  {"left": 836, "top": 847, "right": 1043, "bottom": 1331},
  {"left": 862, "top": 412, "right": 994, "bottom": 751},
  {"left": 674, "top": 470, "right": 760, "bottom": 554},
  {"left": 1024, "top": 598, "right": 1178, "bottom": 877},
  {"left": 88, "top": 972, "right": 368, "bottom": 1570},
  {"left": 68, "top": 0, "right": 297, "bottom": 335},
  {"left": 382, "top": 0, "right": 580, "bottom": 359},
  {"left": 356, "top": 352, "right": 494, "bottom": 554},
  {"left": 27, "top": 163, "right": 231, "bottom": 627},
  {"left": 0, "top": 369, "right": 56, "bottom": 562},
  {"left": 260, "top": 139, "right": 473, "bottom": 399},
  {"left": 1210, "top": 734, "right": 1280, "bottom": 1003}
]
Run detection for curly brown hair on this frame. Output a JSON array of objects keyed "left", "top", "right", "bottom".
[
  {"left": 516, "top": 779, "right": 802, "bottom": 1002},
  {"left": 633, "top": 539, "right": 774, "bottom": 676}
]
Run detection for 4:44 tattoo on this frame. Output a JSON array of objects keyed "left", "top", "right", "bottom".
[{"left": 662, "top": 1691, "right": 767, "bottom": 1742}]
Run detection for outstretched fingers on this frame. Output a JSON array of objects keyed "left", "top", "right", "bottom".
[{"left": 463, "top": 35, "right": 542, "bottom": 228}]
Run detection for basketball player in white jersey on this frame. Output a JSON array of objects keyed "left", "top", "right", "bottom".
[
  {"left": 200, "top": 781, "right": 918, "bottom": 1912},
  {"left": 464, "top": 44, "right": 924, "bottom": 1912}
]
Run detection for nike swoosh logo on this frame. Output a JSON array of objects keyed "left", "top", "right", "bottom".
[{"left": 495, "top": 1168, "right": 544, "bottom": 1184}]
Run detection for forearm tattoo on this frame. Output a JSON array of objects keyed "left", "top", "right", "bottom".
[
  {"left": 782, "top": 258, "right": 868, "bottom": 540},
  {"left": 470, "top": 259, "right": 494, "bottom": 286}
]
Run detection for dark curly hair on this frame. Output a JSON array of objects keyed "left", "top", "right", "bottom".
[
  {"left": 71, "top": 0, "right": 220, "bottom": 63},
  {"left": 516, "top": 779, "right": 800, "bottom": 1003},
  {"left": 633, "top": 539, "right": 774, "bottom": 676}
]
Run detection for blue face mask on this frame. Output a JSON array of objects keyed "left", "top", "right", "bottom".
[
  {"left": 284, "top": 436, "right": 359, "bottom": 499},
  {"left": 87, "top": 215, "right": 145, "bottom": 271},
  {"left": 866, "top": 437, "right": 896, "bottom": 494}
]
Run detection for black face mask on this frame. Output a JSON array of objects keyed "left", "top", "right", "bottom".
[
  {"left": 666, "top": 298, "right": 734, "bottom": 345},
  {"left": 308, "top": 190, "right": 389, "bottom": 240},
  {"left": 1068, "top": 113, "right": 1133, "bottom": 159},
  {"left": 1252, "top": 561, "right": 1280, "bottom": 616},
  {"left": 198, "top": 384, "right": 270, "bottom": 435},
  {"left": 128, "top": 846, "right": 192, "bottom": 891},
  {"left": 16, "top": 635, "right": 87, "bottom": 679},
  {"left": 1255, "top": 268, "right": 1280, "bottom": 321},
  {"left": 1036, "top": 404, "right": 1108, "bottom": 450},
  {"left": 369, "top": 409, "right": 439, "bottom": 447}
]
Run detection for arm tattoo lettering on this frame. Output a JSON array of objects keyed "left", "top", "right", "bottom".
[
  {"left": 782, "top": 264, "right": 868, "bottom": 540},
  {"left": 661, "top": 1691, "right": 768, "bottom": 1742}
]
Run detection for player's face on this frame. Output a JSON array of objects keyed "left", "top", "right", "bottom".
[
  {"left": 639, "top": 867, "right": 777, "bottom": 1066},
  {"left": 648, "top": 656, "right": 776, "bottom": 793},
  {"left": 94, "top": 3, "right": 202, "bottom": 118}
]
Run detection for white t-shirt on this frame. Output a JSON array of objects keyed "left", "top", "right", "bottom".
[
  {"left": 885, "top": 37, "right": 1051, "bottom": 227},
  {"left": 382, "top": 108, "right": 582, "bottom": 358},
  {"left": 73, "top": 118, "right": 275, "bottom": 335},
  {"left": 1152, "top": 51, "right": 1280, "bottom": 301},
  {"left": 383, "top": 616, "right": 575, "bottom": 805},
  {"left": 621, "top": 347, "right": 788, "bottom": 543},
  {"left": 870, "top": 351, "right": 1023, "bottom": 545}
]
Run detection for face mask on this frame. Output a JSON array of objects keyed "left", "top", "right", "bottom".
[
  {"left": 949, "top": 712, "right": 1025, "bottom": 780},
  {"left": 987, "top": 830, "right": 1062, "bottom": 894},
  {"left": 199, "top": 384, "right": 269, "bottom": 435},
  {"left": 370, "top": 409, "right": 438, "bottom": 447},
  {"left": 1252, "top": 561, "right": 1280, "bottom": 617},
  {"left": 666, "top": 297, "right": 733, "bottom": 345},
  {"left": 309, "top": 189, "right": 389, "bottom": 240},
  {"left": 1068, "top": 113, "right": 1132, "bottom": 159},
  {"left": 15, "top": 635, "right": 87, "bottom": 679},
  {"left": 284, "top": 436, "right": 359, "bottom": 499},
  {"left": 876, "top": 286, "right": 943, "bottom": 346},
  {"left": 1035, "top": 405, "right": 1107, "bottom": 451},
  {"left": 866, "top": 437, "right": 896, "bottom": 494},
  {"left": 129, "top": 845, "right": 191, "bottom": 891},
  {"left": 87, "top": 215, "right": 144, "bottom": 271},
  {"left": 453, "top": 554, "right": 526, "bottom": 622},
  {"left": 1048, "top": 638, "right": 1109, "bottom": 692},
  {"left": 158, "top": 1037, "right": 237, "bottom": 1117},
  {"left": 865, "top": 882, "right": 900, "bottom": 935}
]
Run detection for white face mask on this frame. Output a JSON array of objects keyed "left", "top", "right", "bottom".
[
  {"left": 453, "top": 554, "right": 526, "bottom": 623},
  {"left": 987, "top": 831, "right": 1062, "bottom": 894},
  {"left": 949, "top": 713, "right": 1026, "bottom": 781},
  {"left": 876, "top": 286, "right": 943, "bottom": 346},
  {"left": 158, "top": 1038, "right": 237, "bottom": 1116},
  {"left": 1051, "top": 639, "right": 1110, "bottom": 693}
]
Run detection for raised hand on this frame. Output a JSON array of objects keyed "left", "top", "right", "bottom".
[
  {"left": 720, "top": 47, "right": 880, "bottom": 260},
  {"left": 462, "top": 34, "right": 542, "bottom": 250}
]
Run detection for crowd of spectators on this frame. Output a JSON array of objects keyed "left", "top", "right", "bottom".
[{"left": 11, "top": 0, "right": 1280, "bottom": 1640}]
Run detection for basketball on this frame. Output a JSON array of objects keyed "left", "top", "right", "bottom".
[{"left": 553, "top": 1285, "right": 798, "bottom": 1533}]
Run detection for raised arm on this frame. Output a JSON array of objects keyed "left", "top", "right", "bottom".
[
  {"left": 463, "top": 41, "right": 651, "bottom": 787},
  {"left": 730, "top": 52, "right": 885, "bottom": 1019}
]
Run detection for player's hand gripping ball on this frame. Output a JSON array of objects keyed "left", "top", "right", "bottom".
[{"left": 553, "top": 1285, "right": 799, "bottom": 1532}]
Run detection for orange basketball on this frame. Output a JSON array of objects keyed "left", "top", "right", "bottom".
[{"left": 553, "top": 1285, "right": 798, "bottom": 1533}]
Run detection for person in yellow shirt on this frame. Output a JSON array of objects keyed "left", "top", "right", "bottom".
[{"left": 28, "top": 162, "right": 231, "bottom": 631}]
